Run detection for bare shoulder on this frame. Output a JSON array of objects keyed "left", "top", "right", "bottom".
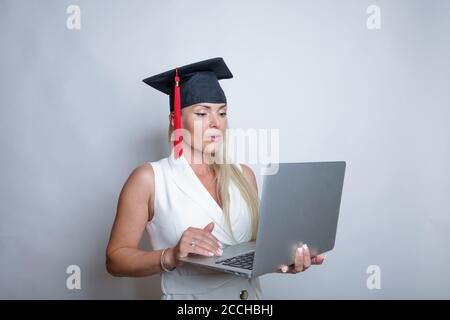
[
  {"left": 239, "top": 163, "right": 258, "bottom": 194},
  {"left": 125, "top": 163, "right": 155, "bottom": 191},
  {"left": 119, "top": 162, "right": 155, "bottom": 221}
]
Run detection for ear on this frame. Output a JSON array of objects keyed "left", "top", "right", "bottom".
[{"left": 169, "top": 112, "right": 174, "bottom": 127}]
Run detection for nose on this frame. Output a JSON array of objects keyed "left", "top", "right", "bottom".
[{"left": 209, "top": 112, "right": 219, "bottom": 128}]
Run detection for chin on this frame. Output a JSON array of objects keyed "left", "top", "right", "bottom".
[{"left": 202, "top": 144, "right": 222, "bottom": 159}]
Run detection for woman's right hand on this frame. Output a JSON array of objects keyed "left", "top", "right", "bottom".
[{"left": 168, "top": 222, "right": 223, "bottom": 268}]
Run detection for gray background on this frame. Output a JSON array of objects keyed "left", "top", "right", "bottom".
[{"left": 1, "top": 0, "right": 449, "bottom": 299}]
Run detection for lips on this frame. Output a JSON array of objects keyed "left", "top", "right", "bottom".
[
  {"left": 208, "top": 135, "right": 222, "bottom": 142},
  {"left": 204, "top": 129, "right": 223, "bottom": 142}
]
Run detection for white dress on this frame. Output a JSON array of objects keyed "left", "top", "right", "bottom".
[{"left": 146, "top": 149, "right": 264, "bottom": 300}]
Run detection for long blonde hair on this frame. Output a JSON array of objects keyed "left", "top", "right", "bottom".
[{"left": 168, "top": 123, "right": 260, "bottom": 242}]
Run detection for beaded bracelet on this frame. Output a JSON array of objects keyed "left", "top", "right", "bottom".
[{"left": 160, "top": 248, "right": 176, "bottom": 272}]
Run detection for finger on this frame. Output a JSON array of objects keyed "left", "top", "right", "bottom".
[
  {"left": 186, "top": 229, "right": 220, "bottom": 252},
  {"left": 203, "top": 222, "right": 215, "bottom": 232},
  {"left": 277, "top": 265, "right": 289, "bottom": 273},
  {"left": 198, "top": 239, "right": 222, "bottom": 256},
  {"left": 288, "top": 265, "right": 297, "bottom": 273},
  {"left": 194, "top": 231, "right": 221, "bottom": 252},
  {"left": 185, "top": 242, "right": 216, "bottom": 257},
  {"left": 285, "top": 264, "right": 297, "bottom": 274},
  {"left": 191, "top": 228, "right": 221, "bottom": 248},
  {"left": 277, "top": 264, "right": 297, "bottom": 273},
  {"left": 294, "top": 246, "right": 304, "bottom": 272},
  {"left": 312, "top": 254, "right": 326, "bottom": 265},
  {"left": 185, "top": 237, "right": 221, "bottom": 256},
  {"left": 303, "top": 244, "right": 311, "bottom": 269}
]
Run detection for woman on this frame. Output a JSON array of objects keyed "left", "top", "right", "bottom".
[{"left": 105, "top": 58, "right": 325, "bottom": 299}]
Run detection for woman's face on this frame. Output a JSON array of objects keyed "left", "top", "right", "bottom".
[{"left": 170, "top": 102, "right": 227, "bottom": 155}]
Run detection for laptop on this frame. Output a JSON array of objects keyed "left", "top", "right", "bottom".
[{"left": 179, "top": 161, "right": 346, "bottom": 279}]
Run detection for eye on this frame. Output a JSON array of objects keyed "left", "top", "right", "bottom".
[
  {"left": 220, "top": 112, "right": 227, "bottom": 117},
  {"left": 195, "top": 113, "right": 207, "bottom": 117}
]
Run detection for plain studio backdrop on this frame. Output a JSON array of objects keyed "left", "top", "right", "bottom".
[{"left": 1, "top": 0, "right": 449, "bottom": 299}]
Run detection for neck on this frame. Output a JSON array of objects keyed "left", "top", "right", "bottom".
[{"left": 180, "top": 142, "right": 214, "bottom": 176}]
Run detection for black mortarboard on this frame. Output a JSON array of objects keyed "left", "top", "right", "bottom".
[
  {"left": 142, "top": 57, "right": 233, "bottom": 111},
  {"left": 142, "top": 57, "right": 233, "bottom": 159}
]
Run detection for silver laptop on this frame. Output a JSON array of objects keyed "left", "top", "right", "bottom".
[{"left": 179, "top": 161, "right": 346, "bottom": 279}]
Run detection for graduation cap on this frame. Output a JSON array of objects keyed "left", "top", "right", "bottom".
[{"left": 143, "top": 57, "right": 233, "bottom": 159}]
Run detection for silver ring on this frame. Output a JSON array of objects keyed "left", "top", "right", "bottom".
[{"left": 190, "top": 239, "right": 197, "bottom": 247}]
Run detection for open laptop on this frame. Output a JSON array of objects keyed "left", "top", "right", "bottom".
[{"left": 179, "top": 161, "right": 346, "bottom": 279}]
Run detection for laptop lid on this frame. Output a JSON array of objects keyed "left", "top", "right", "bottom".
[{"left": 252, "top": 161, "right": 346, "bottom": 278}]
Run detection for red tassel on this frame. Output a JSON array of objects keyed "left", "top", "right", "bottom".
[{"left": 173, "top": 68, "right": 183, "bottom": 159}]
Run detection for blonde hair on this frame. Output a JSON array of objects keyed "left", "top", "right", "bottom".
[{"left": 168, "top": 122, "right": 260, "bottom": 243}]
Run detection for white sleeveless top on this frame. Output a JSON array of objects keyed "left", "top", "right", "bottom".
[{"left": 146, "top": 149, "right": 264, "bottom": 300}]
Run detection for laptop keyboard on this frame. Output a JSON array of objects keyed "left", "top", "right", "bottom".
[{"left": 215, "top": 252, "right": 254, "bottom": 270}]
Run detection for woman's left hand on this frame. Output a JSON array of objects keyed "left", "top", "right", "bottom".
[{"left": 278, "top": 244, "right": 326, "bottom": 274}]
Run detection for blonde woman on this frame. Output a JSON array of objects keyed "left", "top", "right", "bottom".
[{"left": 105, "top": 58, "right": 325, "bottom": 300}]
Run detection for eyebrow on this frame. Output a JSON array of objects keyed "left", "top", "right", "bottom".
[{"left": 196, "top": 104, "right": 227, "bottom": 110}]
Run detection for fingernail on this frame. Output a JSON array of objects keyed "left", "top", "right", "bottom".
[
  {"left": 281, "top": 266, "right": 288, "bottom": 273},
  {"left": 216, "top": 248, "right": 223, "bottom": 256},
  {"left": 302, "top": 244, "right": 308, "bottom": 250},
  {"left": 217, "top": 241, "right": 223, "bottom": 248},
  {"left": 297, "top": 247, "right": 303, "bottom": 255},
  {"left": 208, "top": 252, "right": 214, "bottom": 256}
]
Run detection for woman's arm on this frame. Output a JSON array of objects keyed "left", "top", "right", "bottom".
[{"left": 105, "top": 164, "right": 176, "bottom": 277}]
